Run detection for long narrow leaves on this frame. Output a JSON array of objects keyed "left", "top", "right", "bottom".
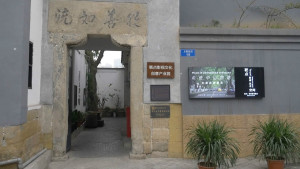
[
  {"left": 185, "top": 120, "right": 240, "bottom": 168},
  {"left": 249, "top": 117, "right": 300, "bottom": 163}
]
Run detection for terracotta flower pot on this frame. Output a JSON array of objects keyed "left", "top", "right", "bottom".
[
  {"left": 267, "top": 159, "right": 284, "bottom": 169},
  {"left": 198, "top": 162, "right": 216, "bottom": 169}
]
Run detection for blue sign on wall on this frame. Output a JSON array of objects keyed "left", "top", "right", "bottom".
[{"left": 181, "top": 49, "right": 195, "bottom": 57}]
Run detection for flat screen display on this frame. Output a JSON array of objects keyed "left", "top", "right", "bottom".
[
  {"left": 188, "top": 67, "right": 235, "bottom": 98},
  {"left": 235, "top": 67, "right": 265, "bottom": 98},
  {"left": 188, "top": 67, "right": 265, "bottom": 99}
]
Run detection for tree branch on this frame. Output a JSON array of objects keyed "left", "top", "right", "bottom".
[
  {"left": 236, "top": 0, "right": 257, "bottom": 28},
  {"left": 95, "top": 50, "right": 105, "bottom": 66}
]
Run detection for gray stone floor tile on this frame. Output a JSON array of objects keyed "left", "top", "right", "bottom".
[{"left": 49, "top": 118, "right": 300, "bottom": 169}]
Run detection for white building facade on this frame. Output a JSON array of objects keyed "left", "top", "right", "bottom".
[
  {"left": 71, "top": 50, "right": 88, "bottom": 112},
  {"left": 28, "top": 0, "right": 43, "bottom": 109}
]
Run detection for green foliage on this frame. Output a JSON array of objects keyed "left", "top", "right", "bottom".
[
  {"left": 185, "top": 120, "right": 240, "bottom": 168},
  {"left": 71, "top": 110, "right": 78, "bottom": 123},
  {"left": 254, "top": 2, "right": 299, "bottom": 29},
  {"left": 249, "top": 117, "right": 300, "bottom": 162},
  {"left": 98, "top": 97, "right": 108, "bottom": 110},
  {"left": 285, "top": 3, "right": 300, "bottom": 10},
  {"left": 210, "top": 20, "right": 221, "bottom": 27},
  {"left": 202, "top": 19, "right": 222, "bottom": 28},
  {"left": 114, "top": 94, "right": 121, "bottom": 110},
  {"left": 101, "top": 107, "right": 112, "bottom": 117},
  {"left": 71, "top": 110, "right": 85, "bottom": 123},
  {"left": 104, "top": 107, "right": 110, "bottom": 112}
]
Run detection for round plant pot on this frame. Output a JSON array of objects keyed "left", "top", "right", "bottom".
[
  {"left": 267, "top": 159, "right": 284, "bottom": 169},
  {"left": 85, "top": 113, "right": 98, "bottom": 128},
  {"left": 198, "top": 162, "right": 216, "bottom": 169}
]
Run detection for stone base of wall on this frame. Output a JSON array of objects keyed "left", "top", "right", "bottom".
[
  {"left": 141, "top": 104, "right": 300, "bottom": 159},
  {"left": 142, "top": 104, "right": 183, "bottom": 158},
  {"left": 0, "top": 163, "right": 18, "bottom": 169},
  {"left": 182, "top": 113, "right": 300, "bottom": 158},
  {"left": 168, "top": 104, "right": 183, "bottom": 158},
  {"left": 0, "top": 106, "right": 53, "bottom": 169}
]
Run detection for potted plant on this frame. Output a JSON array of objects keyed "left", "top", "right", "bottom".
[
  {"left": 185, "top": 120, "right": 240, "bottom": 169},
  {"left": 76, "top": 111, "right": 85, "bottom": 127},
  {"left": 70, "top": 110, "right": 79, "bottom": 132},
  {"left": 86, "top": 111, "right": 98, "bottom": 128},
  {"left": 102, "top": 107, "right": 111, "bottom": 117},
  {"left": 249, "top": 117, "right": 300, "bottom": 169}
]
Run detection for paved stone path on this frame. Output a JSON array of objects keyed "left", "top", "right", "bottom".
[
  {"left": 48, "top": 118, "right": 300, "bottom": 169},
  {"left": 70, "top": 118, "right": 128, "bottom": 158}
]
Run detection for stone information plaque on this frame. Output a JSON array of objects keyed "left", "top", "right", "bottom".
[
  {"left": 150, "top": 85, "right": 170, "bottom": 101},
  {"left": 147, "top": 62, "right": 174, "bottom": 79},
  {"left": 150, "top": 105, "right": 170, "bottom": 118}
]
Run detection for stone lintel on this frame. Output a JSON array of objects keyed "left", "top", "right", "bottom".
[{"left": 48, "top": 1, "right": 147, "bottom": 36}]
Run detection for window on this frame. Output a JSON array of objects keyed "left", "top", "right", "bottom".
[
  {"left": 28, "top": 41, "right": 33, "bottom": 89},
  {"left": 74, "top": 85, "right": 77, "bottom": 107}
]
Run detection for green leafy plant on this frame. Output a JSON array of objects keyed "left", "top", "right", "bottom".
[
  {"left": 70, "top": 110, "right": 85, "bottom": 129},
  {"left": 71, "top": 110, "right": 79, "bottom": 123},
  {"left": 101, "top": 107, "right": 112, "bottom": 117},
  {"left": 77, "top": 111, "right": 85, "bottom": 123},
  {"left": 249, "top": 117, "right": 300, "bottom": 162},
  {"left": 113, "top": 94, "right": 121, "bottom": 111},
  {"left": 202, "top": 19, "right": 222, "bottom": 28},
  {"left": 185, "top": 120, "right": 240, "bottom": 168},
  {"left": 98, "top": 97, "right": 108, "bottom": 110}
]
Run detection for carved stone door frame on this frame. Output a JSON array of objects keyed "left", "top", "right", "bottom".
[{"left": 48, "top": 1, "right": 147, "bottom": 159}]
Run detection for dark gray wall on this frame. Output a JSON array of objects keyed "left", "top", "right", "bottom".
[
  {"left": 180, "top": 0, "right": 300, "bottom": 28},
  {"left": 0, "top": 0, "right": 31, "bottom": 126},
  {"left": 180, "top": 28, "right": 300, "bottom": 115}
]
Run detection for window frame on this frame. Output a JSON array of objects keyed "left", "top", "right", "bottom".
[{"left": 28, "top": 41, "right": 33, "bottom": 89}]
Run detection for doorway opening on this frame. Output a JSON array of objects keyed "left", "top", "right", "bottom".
[{"left": 67, "top": 35, "right": 132, "bottom": 157}]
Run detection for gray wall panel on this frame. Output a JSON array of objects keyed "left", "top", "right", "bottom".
[
  {"left": 143, "top": 0, "right": 181, "bottom": 103},
  {"left": 0, "top": 0, "right": 31, "bottom": 126},
  {"left": 180, "top": 29, "right": 300, "bottom": 115}
]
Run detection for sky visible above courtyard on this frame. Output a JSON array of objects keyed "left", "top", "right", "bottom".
[{"left": 98, "top": 51, "right": 124, "bottom": 68}]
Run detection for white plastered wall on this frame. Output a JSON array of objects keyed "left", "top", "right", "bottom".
[
  {"left": 72, "top": 50, "right": 87, "bottom": 112},
  {"left": 28, "top": 0, "right": 43, "bottom": 109},
  {"left": 96, "top": 68, "right": 125, "bottom": 109}
]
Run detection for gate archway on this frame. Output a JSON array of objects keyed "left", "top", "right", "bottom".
[{"left": 48, "top": 1, "right": 147, "bottom": 159}]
